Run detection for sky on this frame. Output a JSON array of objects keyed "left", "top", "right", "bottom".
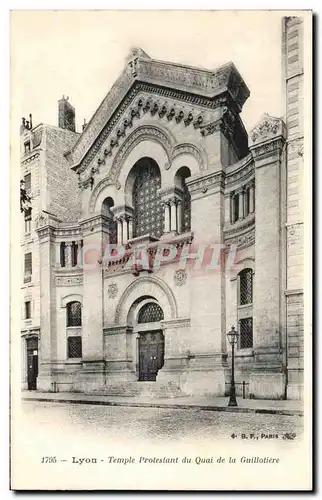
[{"left": 11, "top": 10, "right": 286, "bottom": 136}]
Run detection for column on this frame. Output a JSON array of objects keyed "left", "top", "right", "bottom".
[
  {"left": 77, "top": 240, "right": 83, "bottom": 266},
  {"left": 64, "top": 242, "right": 72, "bottom": 267},
  {"left": 176, "top": 200, "right": 183, "bottom": 233},
  {"left": 238, "top": 189, "right": 244, "bottom": 220},
  {"left": 122, "top": 217, "right": 128, "bottom": 244},
  {"left": 55, "top": 242, "right": 61, "bottom": 267},
  {"left": 249, "top": 182, "right": 255, "bottom": 213},
  {"left": 249, "top": 115, "right": 286, "bottom": 399},
  {"left": 163, "top": 202, "right": 170, "bottom": 232},
  {"left": 170, "top": 199, "right": 177, "bottom": 232},
  {"left": 230, "top": 194, "right": 235, "bottom": 224},
  {"left": 128, "top": 217, "right": 133, "bottom": 240},
  {"left": 116, "top": 218, "right": 123, "bottom": 245}
]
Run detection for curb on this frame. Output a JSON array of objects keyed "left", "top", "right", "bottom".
[{"left": 22, "top": 397, "right": 304, "bottom": 417}]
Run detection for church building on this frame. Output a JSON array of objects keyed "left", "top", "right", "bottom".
[{"left": 20, "top": 16, "right": 305, "bottom": 400}]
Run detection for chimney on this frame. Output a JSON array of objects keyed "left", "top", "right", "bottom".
[{"left": 58, "top": 95, "right": 75, "bottom": 132}]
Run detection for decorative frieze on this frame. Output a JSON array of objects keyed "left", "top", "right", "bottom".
[
  {"left": 161, "top": 317, "right": 191, "bottom": 329},
  {"left": 225, "top": 227, "right": 255, "bottom": 250},
  {"left": 55, "top": 275, "right": 83, "bottom": 286}
]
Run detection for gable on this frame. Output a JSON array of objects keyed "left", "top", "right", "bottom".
[{"left": 65, "top": 48, "right": 250, "bottom": 173}]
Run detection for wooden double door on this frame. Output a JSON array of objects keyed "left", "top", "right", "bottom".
[
  {"left": 139, "top": 330, "right": 164, "bottom": 381},
  {"left": 26, "top": 337, "right": 38, "bottom": 390}
]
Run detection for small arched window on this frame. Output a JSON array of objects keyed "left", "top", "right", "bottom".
[
  {"left": 67, "top": 301, "right": 82, "bottom": 327},
  {"left": 175, "top": 166, "right": 191, "bottom": 233},
  {"left": 138, "top": 302, "right": 164, "bottom": 324},
  {"left": 102, "top": 197, "right": 117, "bottom": 244}
]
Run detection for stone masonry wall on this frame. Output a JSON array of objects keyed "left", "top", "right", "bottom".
[
  {"left": 283, "top": 16, "right": 304, "bottom": 399},
  {"left": 45, "top": 126, "right": 81, "bottom": 222}
]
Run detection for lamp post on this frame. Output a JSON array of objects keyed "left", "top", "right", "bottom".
[{"left": 227, "top": 325, "right": 239, "bottom": 407}]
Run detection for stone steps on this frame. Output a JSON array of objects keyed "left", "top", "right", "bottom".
[{"left": 91, "top": 381, "right": 185, "bottom": 399}]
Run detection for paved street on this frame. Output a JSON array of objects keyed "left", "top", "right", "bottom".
[
  {"left": 12, "top": 401, "right": 308, "bottom": 490},
  {"left": 18, "top": 401, "right": 303, "bottom": 444}
]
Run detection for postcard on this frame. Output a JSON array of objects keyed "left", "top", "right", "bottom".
[{"left": 10, "top": 9, "right": 312, "bottom": 491}]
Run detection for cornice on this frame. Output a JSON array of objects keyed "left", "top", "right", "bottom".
[
  {"left": 68, "top": 56, "right": 249, "bottom": 172},
  {"left": 21, "top": 152, "right": 40, "bottom": 166},
  {"left": 186, "top": 170, "right": 225, "bottom": 195},
  {"left": 249, "top": 114, "right": 286, "bottom": 160},
  {"left": 225, "top": 153, "right": 253, "bottom": 185},
  {"left": 224, "top": 214, "right": 255, "bottom": 250},
  {"left": 224, "top": 213, "right": 255, "bottom": 238},
  {"left": 161, "top": 317, "right": 191, "bottom": 329}
]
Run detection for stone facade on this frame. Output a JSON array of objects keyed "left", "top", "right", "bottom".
[{"left": 21, "top": 19, "right": 306, "bottom": 400}]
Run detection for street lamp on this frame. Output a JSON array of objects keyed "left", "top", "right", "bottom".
[{"left": 227, "top": 325, "right": 239, "bottom": 407}]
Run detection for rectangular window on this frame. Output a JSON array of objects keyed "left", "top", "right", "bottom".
[
  {"left": 24, "top": 252, "right": 32, "bottom": 283},
  {"left": 60, "top": 242, "right": 66, "bottom": 267},
  {"left": 240, "top": 318, "right": 253, "bottom": 349},
  {"left": 24, "top": 173, "right": 31, "bottom": 195},
  {"left": 24, "top": 141, "right": 31, "bottom": 154},
  {"left": 245, "top": 188, "right": 250, "bottom": 217},
  {"left": 25, "top": 301, "right": 31, "bottom": 319},
  {"left": 71, "top": 242, "right": 78, "bottom": 267},
  {"left": 24, "top": 208, "right": 32, "bottom": 233},
  {"left": 233, "top": 194, "right": 239, "bottom": 223},
  {"left": 67, "top": 336, "right": 82, "bottom": 359}
]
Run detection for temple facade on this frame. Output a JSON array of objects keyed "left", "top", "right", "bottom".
[{"left": 20, "top": 16, "right": 305, "bottom": 400}]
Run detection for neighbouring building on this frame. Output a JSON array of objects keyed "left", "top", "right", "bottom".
[{"left": 20, "top": 16, "right": 305, "bottom": 400}]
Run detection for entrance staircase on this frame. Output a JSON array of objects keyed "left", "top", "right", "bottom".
[{"left": 90, "top": 381, "right": 185, "bottom": 399}]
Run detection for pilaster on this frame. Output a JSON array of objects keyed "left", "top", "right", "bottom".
[
  {"left": 78, "top": 214, "right": 110, "bottom": 391},
  {"left": 35, "top": 218, "right": 58, "bottom": 391},
  {"left": 249, "top": 114, "right": 287, "bottom": 399},
  {"left": 181, "top": 171, "right": 227, "bottom": 396}
]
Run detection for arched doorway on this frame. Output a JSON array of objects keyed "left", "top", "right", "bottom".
[{"left": 136, "top": 301, "right": 165, "bottom": 381}]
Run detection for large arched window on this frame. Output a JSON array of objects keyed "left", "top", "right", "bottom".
[
  {"left": 237, "top": 268, "right": 253, "bottom": 349},
  {"left": 67, "top": 301, "right": 82, "bottom": 327},
  {"left": 132, "top": 158, "right": 163, "bottom": 238},
  {"left": 138, "top": 302, "right": 164, "bottom": 323}
]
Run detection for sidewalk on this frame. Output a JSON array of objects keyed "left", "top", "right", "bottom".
[{"left": 21, "top": 391, "right": 304, "bottom": 416}]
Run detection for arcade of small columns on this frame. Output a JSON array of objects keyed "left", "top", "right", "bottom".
[
  {"left": 230, "top": 180, "right": 255, "bottom": 224},
  {"left": 56, "top": 239, "right": 83, "bottom": 268},
  {"left": 111, "top": 186, "right": 186, "bottom": 245}
]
